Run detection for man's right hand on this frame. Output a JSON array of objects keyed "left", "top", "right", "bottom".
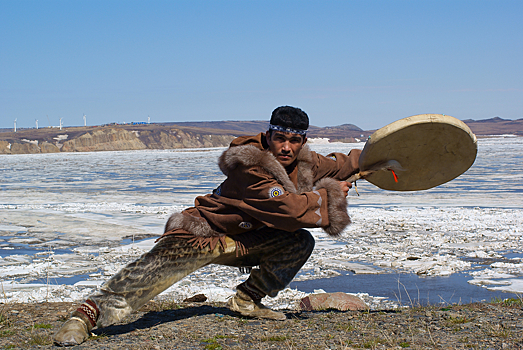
[{"left": 339, "top": 181, "right": 351, "bottom": 197}]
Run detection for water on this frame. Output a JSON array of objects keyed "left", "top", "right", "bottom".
[
  {"left": 30, "top": 273, "right": 96, "bottom": 286},
  {"left": 290, "top": 272, "right": 516, "bottom": 306},
  {"left": 0, "top": 136, "right": 522, "bottom": 305},
  {"left": 0, "top": 246, "right": 73, "bottom": 256}
]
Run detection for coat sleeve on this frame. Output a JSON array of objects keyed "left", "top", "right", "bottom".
[
  {"left": 311, "top": 149, "right": 361, "bottom": 183},
  {"left": 229, "top": 165, "right": 350, "bottom": 236}
]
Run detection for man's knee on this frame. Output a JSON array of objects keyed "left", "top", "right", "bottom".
[{"left": 294, "top": 229, "right": 315, "bottom": 255}]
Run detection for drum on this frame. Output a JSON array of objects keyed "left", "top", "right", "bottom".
[{"left": 355, "top": 114, "right": 477, "bottom": 191}]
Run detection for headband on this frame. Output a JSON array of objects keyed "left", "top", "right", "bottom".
[{"left": 268, "top": 124, "right": 307, "bottom": 136}]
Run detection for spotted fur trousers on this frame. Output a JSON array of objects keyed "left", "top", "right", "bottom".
[{"left": 88, "top": 228, "right": 315, "bottom": 328}]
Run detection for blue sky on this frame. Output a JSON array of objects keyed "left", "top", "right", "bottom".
[{"left": 1, "top": 0, "right": 522, "bottom": 130}]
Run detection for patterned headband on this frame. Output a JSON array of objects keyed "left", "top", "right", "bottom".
[{"left": 268, "top": 124, "right": 307, "bottom": 136}]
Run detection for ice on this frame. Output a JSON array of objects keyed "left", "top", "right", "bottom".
[
  {"left": 321, "top": 259, "right": 381, "bottom": 274},
  {"left": 0, "top": 137, "right": 522, "bottom": 308},
  {"left": 0, "top": 224, "right": 28, "bottom": 233},
  {"left": 487, "top": 279, "right": 523, "bottom": 293},
  {"left": 74, "top": 280, "right": 105, "bottom": 288},
  {"left": 307, "top": 137, "right": 332, "bottom": 144}
]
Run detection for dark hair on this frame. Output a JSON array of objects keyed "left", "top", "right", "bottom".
[{"left": 270, "top": 106, "right": 309, "bottom": 131}]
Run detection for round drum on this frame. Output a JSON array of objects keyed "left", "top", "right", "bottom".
[{"left": 359, "top": 114, "right": 477, "bottom": 191}]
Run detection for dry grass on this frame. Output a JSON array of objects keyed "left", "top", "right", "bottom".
[{"left": 0, "top": 300, "right": 522, "bottom": 349}]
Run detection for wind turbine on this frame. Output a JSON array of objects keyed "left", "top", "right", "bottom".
[
  {"left": 148, "top": 115, "right": 150, "bottom": 124},
  {"left": 83, "top": 114, "right": 86, "bottom": 127},
  {"left": 36, "top": 119, "right": 39, "bottom": 129},
  {"left": 59, "top": 118, "right": 63, "bottom": 130},
  {"left": 14, "top": 118, "right": 17, "bottom": 132}
]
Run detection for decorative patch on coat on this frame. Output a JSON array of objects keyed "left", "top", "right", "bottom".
[
  {"left": 327, "top": 154, "right": 337, "bottom": 161},
  {"left": 214, "top": 185, "right": 222, "bottom": 196},
  {"left": 268, "top": 186, "right": 284, "bottom": 198},
  {"left": 238, "top": 222, "right": 253, "bottom": 229},
  {"left": 313, "top": 190, "right": 323, "bottom": 226}
]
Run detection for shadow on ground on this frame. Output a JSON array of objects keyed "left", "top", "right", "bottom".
[{"left": 92, "top": 305, "right": 236, "bottom": 337}]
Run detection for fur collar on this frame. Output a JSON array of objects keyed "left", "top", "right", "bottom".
[{"left": 218, "top": 144, "right": 315, "bottom": 194}]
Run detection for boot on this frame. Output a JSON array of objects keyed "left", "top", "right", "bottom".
[
  {"left": 53, "top": 317, "right": 90, "bottom": 347},
  {"left": 54, "top": 300, "right": 98, "bottom": 347},
  {"left": 227, "top": 289, "right": 286, "bottom": 321}
]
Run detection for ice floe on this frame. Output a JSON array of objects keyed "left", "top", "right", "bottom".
[{"left": 0, "top": 137, "right": 522, "bottom": 309}]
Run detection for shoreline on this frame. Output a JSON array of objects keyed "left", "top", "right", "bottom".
[{"left": 0, "top": 133, "right": 521, "bottom": 156}]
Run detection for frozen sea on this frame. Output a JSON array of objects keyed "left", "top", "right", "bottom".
[{"left": 1, "top": 136, "right": 522, "bottom": 309}]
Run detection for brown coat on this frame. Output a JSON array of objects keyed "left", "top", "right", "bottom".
[{"left": 164, "top": 133, "right": 361, "bottom": 239}]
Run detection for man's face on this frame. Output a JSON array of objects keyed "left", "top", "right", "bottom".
[{"left": 266, "top": 130, "right": 307, "bottom": 167}]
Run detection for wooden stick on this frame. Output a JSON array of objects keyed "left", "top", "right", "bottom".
[{"left": 346, "top": 160, "right": 404, "bottom": 184}]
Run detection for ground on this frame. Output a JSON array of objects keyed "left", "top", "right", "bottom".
[{"left": 1, "top": 299, "right": 522, "bottom": 349}]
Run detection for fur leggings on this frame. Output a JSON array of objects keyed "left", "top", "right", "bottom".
[{"left": 88, "top": 228, "right": 315, "bottom": 328}]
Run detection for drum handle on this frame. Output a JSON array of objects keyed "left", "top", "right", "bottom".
[
  {"left": 345, "top": 160, "right": 404, "bottom": 184},
  {"left": 345, "top": 170, "right": 373, "bottom": 184}
]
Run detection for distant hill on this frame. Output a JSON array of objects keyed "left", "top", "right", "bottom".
[
  {"left": 162, "top": 120, "right": 367, "bottom": 141},
  {"left": 162, "top": 117, "right": 523, "bottom": 137},
  {"left": 0, "top": 116, "right": 521, "bottom": 154},
  {"left": 160, "top": 121, "right": 269, "bottom": 135},
  {"left": 162, "top": 120, "right": 365, "bottom": 138},
  {"left": 461, "top": 117, "right": 523, "bottom": 136}
]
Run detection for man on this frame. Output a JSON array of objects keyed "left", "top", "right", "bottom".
[{"left": 54, "top": 106, "right": 361, "bottom": 346}]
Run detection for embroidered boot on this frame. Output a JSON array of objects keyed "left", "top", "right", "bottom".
[
  {"left": 227, "top": 285, "right": 286, "bottom": 321},
  {"left": 53, "top": 300, "right": 99, "bottom": 346}
]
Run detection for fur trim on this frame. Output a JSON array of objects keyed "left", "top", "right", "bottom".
[
  {"left": 296, "top": 145, "right": 314, "bottom": 193},
  {"left": 218, "top": 144, "right": 297, "bottom": 193},
  {"left": 314, "top": 178, "right": 350, "bottom": 236},
  {"left": 164, "top": 212, "right": 219, "bottom": 237}
]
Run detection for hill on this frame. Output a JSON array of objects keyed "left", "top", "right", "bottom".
[
  {"left": 0, "top": 116, "right": 521, "bottom": 154},
  {"left": 461, "top": 117, "right": 523, "bottom": 135},
  {"left": 0, "top": 121, "right": 369, "bottom": 154}
]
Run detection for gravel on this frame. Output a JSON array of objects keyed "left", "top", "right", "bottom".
[{"left": 1, "top": 299, "right": 522, "bottom": 349}]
